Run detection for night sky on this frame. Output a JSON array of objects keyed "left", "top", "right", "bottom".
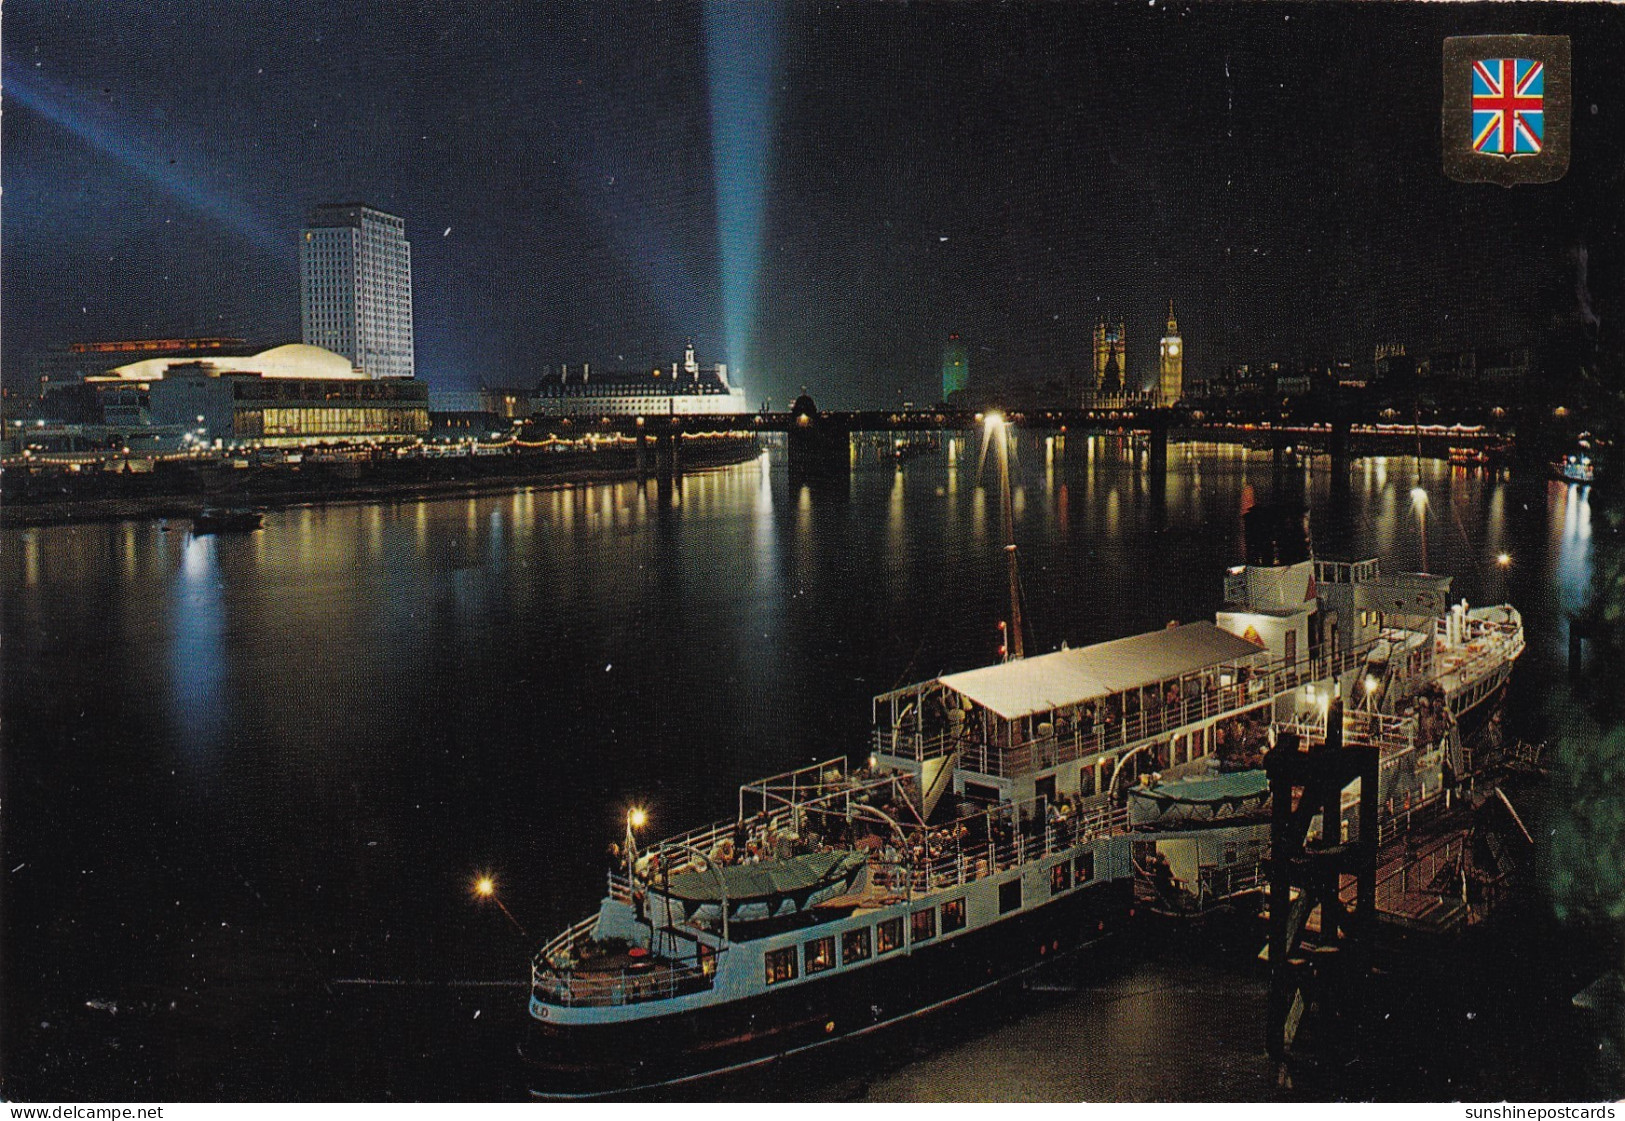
[{"left": 5, "top": 2, "right": 1623, "bottom": 407}]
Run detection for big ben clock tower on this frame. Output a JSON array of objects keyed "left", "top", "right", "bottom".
[{"left": 1158, "top": 301, "right": 1183, "bottom": 406}]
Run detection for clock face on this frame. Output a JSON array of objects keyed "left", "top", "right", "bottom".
[{"left": 1168, "top": 343, "right": 1180, "bottom": 357}]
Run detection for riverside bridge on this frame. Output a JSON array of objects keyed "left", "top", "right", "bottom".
[{"left": 515, "top": 398, "right": 1505, "bottom": 479}]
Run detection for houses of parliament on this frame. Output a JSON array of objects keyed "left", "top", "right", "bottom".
[
  {"left": 939, "top": 302, "right": 1183, "bottom": 408},
  {"left": 1086, "top": 302, "right": 1183, "bottom": 408}
]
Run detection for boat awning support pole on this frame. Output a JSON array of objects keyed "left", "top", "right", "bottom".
[{"left": 662, "top": 840, "right": 730, "bottom": 944}]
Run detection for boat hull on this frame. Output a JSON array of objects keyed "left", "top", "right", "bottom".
[{"left": 522, "top": 876, "right": 1133, "bottom": 1098}]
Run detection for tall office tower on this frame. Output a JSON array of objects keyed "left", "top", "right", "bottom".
[
  {"left": 1158, "top": 301, "right": 1183, "bottom": 406},
  {"left": 300, "top": 203, "right": 414, "bottom": 379},
  {"left": 941, "top": 333, "right": 969, "bottom": 403}
]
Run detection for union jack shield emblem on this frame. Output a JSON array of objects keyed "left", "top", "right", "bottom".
[
  {"left": 1472, "top": 58, "right": 1544, "bottom": 157},
  {"left": 1444, "top": 36, "right": 1570, "bottom": 186}
]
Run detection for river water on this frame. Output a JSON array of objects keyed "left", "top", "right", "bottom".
[{"left": 2, "top": 437, "right": 1614, "bottom": 1100}]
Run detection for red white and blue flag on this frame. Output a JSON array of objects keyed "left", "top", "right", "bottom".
[{"left": 1472, "top": 58, "right": 1544, "bottom": 157}]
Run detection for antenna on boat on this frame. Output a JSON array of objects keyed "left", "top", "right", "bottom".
[{"left": 985, "top": 411, "right": 1025, "bottom": 660}]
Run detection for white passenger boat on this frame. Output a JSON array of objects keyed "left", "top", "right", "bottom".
[{"left": 522, "top": 527, "right": 1522, "bottom": 1096}]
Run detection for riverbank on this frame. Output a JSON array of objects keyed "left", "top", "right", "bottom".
[{"left": 0, "top": 436, "right": 762, "bottom": 529}]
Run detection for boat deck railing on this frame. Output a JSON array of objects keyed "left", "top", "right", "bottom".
[
  {"left": 1375, "top": 785, "right": 1452, "bottom": 846},
  {"left": 898, "top": 798, "right": 1131, "bottom": 894},
  {"left": 531, "top": 953, "right": 719, "bottom": 1008},
  {"left": 604, "top": 789, "right": 1133, "bottom": 919},
  {"left": 1198, "top": 860, "right": 1268, "bottom": 903},
  {"left": 882, "top": 641, "right": 1380, "bottom": 778},
  {"left": 1342, "top": 824, "right": 1498, "bottom": 925},
  {"left": 1433, "top": 614, "right": 1523, "bottom": 694},
  {"left": 531, "top": 915, "right": 723, "bottom": 1008},
  {"left": 1276, "top": 709, "right": 1418, "bottom": 759},
  {"left": 1138, "top": 858, "right": 1269, "bottom": 911}
]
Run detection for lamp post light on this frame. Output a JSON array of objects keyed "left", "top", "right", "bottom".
[
  {"left": 626, "top": 806, "right": 647, "bottom": 867},
  {"left": 472, "top": 874, "right": 527, "bottom": 936}
]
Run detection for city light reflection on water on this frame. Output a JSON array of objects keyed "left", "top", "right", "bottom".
[
  {"left": 0, "top": 439, "right": 1606, "bottom": 1100},
  {"left": 171, "top": 531, "right": 224, "bottom": 755}
]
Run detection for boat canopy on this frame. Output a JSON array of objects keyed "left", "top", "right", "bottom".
[
  {"left": 936, "top": 622, "right": 1265, "bottom": 721},
  {"left": 1130, "top": 769, "right": 1270, "bottom": 808},
  {"left": 659, "top": 850, "right": 867, "bottom": 906}
]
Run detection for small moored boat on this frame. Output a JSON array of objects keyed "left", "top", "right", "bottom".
[{"left": 192, "top": 507, "right": 263, "bottom": 534}]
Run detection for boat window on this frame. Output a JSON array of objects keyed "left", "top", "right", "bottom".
[
  {"left": 842, "top": 926, "right": 872, "bottom": 964},
  {"left": 804, "top": 936, "right": 836, "bottom": 974},
  {"left": 911, "top": 907, "right": 936, "bottom": 944},
  {"left": 999, "top": 878, "right": 1022, "bottom": 914},
  {"left": 764, "top": 946, "right": 799, "bottom": 985},
  {"left": 1075, "top": 851, "right": 1095, "bottom": 885},
  {"left": 1050, "top": 860, "right": 1073, "bottom": 896},
  {"left": 876, "top": 917, "right": 905, "bottom": 954},
  {"left": 941, "top": 897, "right": 967, "bottom": 933}
]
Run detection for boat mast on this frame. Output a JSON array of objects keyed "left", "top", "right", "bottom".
[{"left": 991, "top": 413, "right": 1025, "bottom": 661}]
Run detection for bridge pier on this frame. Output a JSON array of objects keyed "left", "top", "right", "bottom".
[
  {"left": 1270, "top": 427, "right": 1292, "bottom": 468},
  {"left": 1147, "top": 416, "right": 1169, "bottom": 475},
  {"left": 1144, "top": 413, "right": 1170, "bottom": 510},
  {"left": 655, "top": 430, "right": 678, "bottom": 480},
  {"left": 1328, "top": 416, "right": 1352, "bottom": 471},
  {"left": 786, "top": 395, "right": 851, "bottom": 481}
]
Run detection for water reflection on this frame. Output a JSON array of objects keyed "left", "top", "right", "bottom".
[
  {"left": 171, "top": 532, "right": 225, "bottom": 752},
  {"left": 0, "top": 439, "right": 1603, "bottom": 1100},
  {"left": 1553, "top": 483, "right": 1594, "bottom": 620}
]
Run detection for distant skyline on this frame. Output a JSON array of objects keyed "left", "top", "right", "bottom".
[{"left": 6, "top": 2, "right": 1622, "bottom": 406}]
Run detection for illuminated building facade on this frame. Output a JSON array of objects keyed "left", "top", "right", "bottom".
[
  {"left": 531, "top": 342, "right": 748, "bottom": 417},
  {"left": 84, "top": 343, "right": 428, "bottom": 445},
  {"left": 29, "top": 337, "right": 258, "bottom": 396},
  {"left": 1091, "top": 318, "right": 1127, "bottom": 396},
  {"left": 941, "top": 333, "right": 969, "bottom": 403},
  {"left": 1158, "top": 301, "right": 1183, "bottom": 406},
  {"left": 301, "top": 204, "right": 415, "bottom": 379}
]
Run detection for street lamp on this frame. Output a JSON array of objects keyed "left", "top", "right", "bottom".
[{"left": 471, "top": 873, "right": 527, "bottom": 936}]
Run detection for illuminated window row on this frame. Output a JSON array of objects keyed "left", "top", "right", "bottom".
[
  {"left": 763, "top": 895, "right": 973, "bottom": 986},
  {"left": 245, "top": 406, "right": 429, "bottom": 437}
]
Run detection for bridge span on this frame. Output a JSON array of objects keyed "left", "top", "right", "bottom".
[
  {"left": 518, "top": 406, "right": 1172, "bottom": 438},
  {"left": 516, "top": 402, "right": 1503, "bottom": 480}
]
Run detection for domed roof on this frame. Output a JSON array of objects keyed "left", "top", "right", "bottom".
[
  {"left": 107, "top": 343, "right": 364, "bottom": 381},
  {"left": 249, "top": 343, "right": 363, "bottom": 379}
]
